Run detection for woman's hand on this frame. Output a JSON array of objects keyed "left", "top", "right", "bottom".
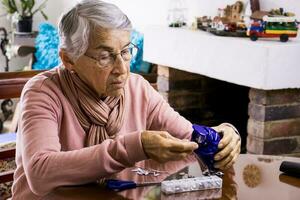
[
  {"left": 141, "top": 131, "right": 198, "bottom": 163},
  {"left": 212, "top": 124, "right": 241, "bottom": 170}
]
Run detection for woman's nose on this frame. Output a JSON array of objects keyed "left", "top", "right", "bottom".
[{"left": 112, "top": 55, "right": 128, "bottom": 74}]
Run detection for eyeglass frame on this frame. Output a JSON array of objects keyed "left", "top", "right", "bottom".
[{"left": 84, "top": 42, "right": 139, "bottom": 68}]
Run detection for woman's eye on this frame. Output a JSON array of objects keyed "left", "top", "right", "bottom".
[
  {"left": 98, "top": 51, "right": 111, "bottom": 59},
  {"left": 121, "top": 49, "right": 130, "bottom": 56},
  {"left": 99, "top": 56, "right": 110, "bottom": 61},
  {"left": 99, "top": 52, "right": 110, "bottom": 57}
]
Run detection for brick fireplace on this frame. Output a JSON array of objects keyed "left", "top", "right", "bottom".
[{"left": 247, "top": 89, "right": 300, "bottom": 155}]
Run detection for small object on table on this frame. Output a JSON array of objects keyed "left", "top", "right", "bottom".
[
  {"left": 191, "top": 124, "right": 221, "bottom": 171},
  {"left": 280, "top": 161, "right": 300, "bottom": 178},
  {"left": 161, "top": 175, "right": 222, "bottom": 194},
  {"left": 105, "top": 179, "right": 160, "bottom": 191},
  {"left": 243, "top": 164, "right": 261, "bottom": 188},
  {"left": 131, "top": 167, "right": 168, "bottom": 177}
]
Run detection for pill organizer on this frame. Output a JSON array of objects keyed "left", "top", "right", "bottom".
[{"left": 161, "top": 175, "right": 222, "bottom": 194}]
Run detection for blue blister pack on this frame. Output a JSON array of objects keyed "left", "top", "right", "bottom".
[{"left": 191, "top": 124, "right": 221, "bottom": 170}]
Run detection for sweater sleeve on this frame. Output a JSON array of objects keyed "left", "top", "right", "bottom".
[
  {"left": 19, "top": 88, "right": 146, "bottom": 196},
  {"left": 145, "top": 78, "right": 193, "bottom": 140}
]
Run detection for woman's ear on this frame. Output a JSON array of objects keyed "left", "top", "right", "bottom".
[{"left": 59, "top": 50, "right": 74, "bottom": 70}]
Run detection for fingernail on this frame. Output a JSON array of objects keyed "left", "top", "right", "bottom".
[
  {"left": 218, "top": 143, "right": 223, "bottom": 148},
  {"left": 215, "top": 155, "right": 220, "bottom": 160}
]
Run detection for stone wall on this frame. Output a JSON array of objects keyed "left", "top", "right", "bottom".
[{"left": 247, "top": 89, "right": 300, "bottom": 155}]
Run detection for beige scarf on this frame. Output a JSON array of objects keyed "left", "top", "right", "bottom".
[{"left": 57, "top": 67, "right": 125, "bottom": 146}]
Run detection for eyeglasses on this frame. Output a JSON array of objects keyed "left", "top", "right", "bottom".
[{"left": 84, "top": 43, "right": 138, "bottom": 68}]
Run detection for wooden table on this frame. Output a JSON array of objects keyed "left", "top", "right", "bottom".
[{"left": 44, "top": 154, "right": 300, "bottom": 200}]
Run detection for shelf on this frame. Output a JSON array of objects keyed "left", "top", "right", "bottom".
[
  {"left": 143, "top": 26, "right": 300, "bottom": 90},
  {"left": 0, "top": 70, "right": 44, "bottom": 99}
]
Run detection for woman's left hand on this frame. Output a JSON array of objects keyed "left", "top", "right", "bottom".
[{"left": 212, "top": 123, "right": 241, "bottom": 170}]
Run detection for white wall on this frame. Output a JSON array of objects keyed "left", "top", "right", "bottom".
[{"left": 1, "top": 0, "right": 300, "bottom": 71}]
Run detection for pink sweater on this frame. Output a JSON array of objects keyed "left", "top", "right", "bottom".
[{"left": 11, "top": 68, "right": 193, "bottom": 199}]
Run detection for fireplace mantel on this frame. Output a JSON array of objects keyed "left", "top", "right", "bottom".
[{"left": 143, "top": 26, "right": 300, "bottom": 90}]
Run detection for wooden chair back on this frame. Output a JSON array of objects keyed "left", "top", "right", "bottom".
[{"left": 0, "top": 70, "right": 43, "bottom": 184}]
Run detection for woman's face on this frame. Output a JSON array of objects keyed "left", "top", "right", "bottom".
[{"left": 71, "top": 28, "right": 131, "bottom": 97}]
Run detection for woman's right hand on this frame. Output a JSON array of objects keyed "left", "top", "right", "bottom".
[{"left": 141, "top": 130, "right": 198, "bottom": 163}]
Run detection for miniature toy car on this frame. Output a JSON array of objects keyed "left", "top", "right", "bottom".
[{"left": 247, "top": 16, "right": 298, "bottom": 42}]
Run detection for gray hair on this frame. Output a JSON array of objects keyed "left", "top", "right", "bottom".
[{"left": 58, "top": 0, "right": 132, "bottom": 61}]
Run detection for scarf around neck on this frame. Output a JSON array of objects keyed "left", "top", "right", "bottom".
[{"left": 57, "top": 67, "right": 125, "bottom": 146}]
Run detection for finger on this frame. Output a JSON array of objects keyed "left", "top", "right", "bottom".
[
  {"left": 214, "top": 143, "right": 240, "bottom": 169},
  {"left": 218, "top": 129, "right": 233, "bottom": 149},
  {"left": 215, "top": 136, "right": 240, "bottom": 161},
  {"left": 223, "top": 150, "right": 239, "bottom": 170},
  {"left": 167, "top": 140, "right": 198, "bottom": 152},
  {"left": 168, "top": 140, "right": 198, "bottom": 152},
  {"left": 215, "top": 133, "right": 240, "bottom": 160},
  {"left": 215, "top": 141, "right": 234, "bottom": 161},
  {"left": 211, "top": 125, "right": 222, "bottom": 132}
]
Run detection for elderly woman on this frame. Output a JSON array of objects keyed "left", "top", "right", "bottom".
[{"left": 11, "top": 0, "right": 241, "bottom": 199}]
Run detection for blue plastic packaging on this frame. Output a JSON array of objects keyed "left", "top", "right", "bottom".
[{"left": 191, "top": 124, "right": 221, "bottom": 170}]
